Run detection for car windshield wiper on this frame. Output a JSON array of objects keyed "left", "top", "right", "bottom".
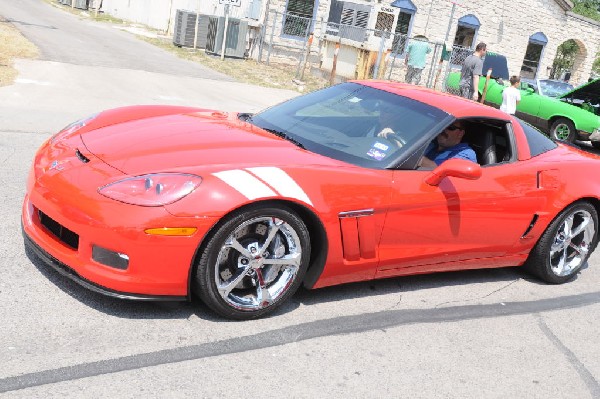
[{"left": 263, "top": 128, "right": 305, "bottom": 149}]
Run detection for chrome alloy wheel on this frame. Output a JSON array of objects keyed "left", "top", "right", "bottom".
[
  {"left": 549, "top": 209, "right": 596, "bottom": 276},
  {"left": 214, "top": 216, "right": 302, "bottom": 311}
]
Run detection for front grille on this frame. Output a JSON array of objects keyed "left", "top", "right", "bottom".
[{"left": 38, "top": 210, "right": 79, "bottom": 250}]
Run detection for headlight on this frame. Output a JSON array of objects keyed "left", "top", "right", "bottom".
[
  {"left": 98, "top": 173, "right": 202, "bottom": 206},
  {"left": 51, "top": 113, "right": 99, "bottom": 143}
]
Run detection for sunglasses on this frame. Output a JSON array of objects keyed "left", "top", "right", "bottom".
[{"left": 447, "top": 125, "right": 464, "bottom": 131}]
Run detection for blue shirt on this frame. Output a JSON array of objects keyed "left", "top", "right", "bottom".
[{"left": 425, "top": 142, "right": 477, "bottom": 166}]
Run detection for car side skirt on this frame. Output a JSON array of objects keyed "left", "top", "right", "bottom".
[
  {"left": 23, "top": 228, "right": 188, "bottom": 302},
  {"left": 374, "top": 255, "right": 528, "bottom": 280}
]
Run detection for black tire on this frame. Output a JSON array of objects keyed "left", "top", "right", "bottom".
[
  {"left": 194, "top": 205, "right": 311, "bottom": 320},
  {"left": 525, "top": 202, "right": 598, "bottom": 284},
  {"left": 550, "top": 118, "right": 576, "bottom": 142}
]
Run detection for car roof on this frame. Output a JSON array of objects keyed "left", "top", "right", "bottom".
[{"left": 356, "top": 80, "right": 511, "bottom": 120}]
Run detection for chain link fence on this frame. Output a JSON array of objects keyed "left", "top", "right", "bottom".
[
  {"left": 255, "top": 10, "right": 450, "bottom": 88},
  {"left": 255, "top": 11, "right": 324, "bottom": 81},
  {"left": 252, "top": 10, "right": 484, "bottom": 97},
  {"left": 440, "top": 45, "right": 472, "bottom": 96}
]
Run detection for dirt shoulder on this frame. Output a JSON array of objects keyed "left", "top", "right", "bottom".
[{"left": 0, "top": 16, "right": 39, "bottom": 87}]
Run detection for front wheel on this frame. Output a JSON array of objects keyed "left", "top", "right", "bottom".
[
  {"left": 194, "top": 205, "right": 311, "bottom": 320},
  {"left": 550, "top": 118, "right": 576, "bottom": 142},
  {"left": 525, "top": 202, "right": 598, "bottom": 284}
]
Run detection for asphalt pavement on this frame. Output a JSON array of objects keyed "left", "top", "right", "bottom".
[{"left": 1, "top": 1, "right": 600, "bottom": 398}]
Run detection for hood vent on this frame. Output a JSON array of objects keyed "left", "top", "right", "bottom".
[{"left": 76, "top": 149, "right": 90, "bottom": 163}]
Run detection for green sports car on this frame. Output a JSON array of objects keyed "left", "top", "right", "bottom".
[{"left": 446, "top": 73, "right": 600, "bottom": 148}]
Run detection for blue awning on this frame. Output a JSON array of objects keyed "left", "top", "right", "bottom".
[
  {"left": 529, "top": 32, "right": 548, "bottom": 45},
  {"left": 391, "top": 0, "right": 416, "bottom": 12},
  {"left": 457, "top": 14, "right": 480, "bottom": 29}
]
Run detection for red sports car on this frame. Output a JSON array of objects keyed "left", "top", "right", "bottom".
[{"left": 22, "top": 81, "right": 600, "bottom": 319}]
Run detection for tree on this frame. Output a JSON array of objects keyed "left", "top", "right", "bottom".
[
  {"left": 571, "top": 1, "right": 600, "bottom": 78},
  {"left": 572, "top": 0, "right": 600, "bottom": 20},
  {"left": 550, "top": 40, "right": 580, "bottom": 80},
  {"left": 593, "top": 55, "right": 600, "bottom": 76}
]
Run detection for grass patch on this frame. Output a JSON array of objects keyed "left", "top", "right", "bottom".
[
  {"left": 141, "top": 36, "right": 329, "bottom": 92},
  {"left": 0, "top": 16, "right": 39, "bottom": 86}
]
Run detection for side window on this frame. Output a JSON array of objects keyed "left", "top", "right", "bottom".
[
  {"left": 392, "top": 7, "right": 416, "bottom": 55},
  {"left": 520, "top": 32, "right": 547, "bottom": 79},
  {"left": 515, "top": 119, "right": 557, "bottom": 157},
  {"left": 282, "top": 0, "right": 315, "bottom": 37},
  {"left": 453, "top": 14, "right": 480, "bottom": 48},
  {"left": 460, "top": 120, "right": 514, "bottom": 166}
]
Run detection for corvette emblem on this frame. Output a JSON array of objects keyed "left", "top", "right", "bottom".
[{"left": 46, "top": 160, "right": 69, "bottom": 172}]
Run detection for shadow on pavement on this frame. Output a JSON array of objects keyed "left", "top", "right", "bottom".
[{"left": 27, "top": 240, "right": 572, "bottom": 321}]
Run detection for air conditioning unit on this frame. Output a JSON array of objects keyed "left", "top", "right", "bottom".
[
  {"left": 73, "top": 0, "right": 88, "bottom": 9},
  {"left": 173, "top": 9, "right": 210, "bottom": 49},
  {"left": 205, "top": 16, "right": 248, "bottom": 58}
]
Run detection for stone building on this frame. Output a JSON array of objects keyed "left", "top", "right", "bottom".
[
  {"left": 271, "top": 0, "right": 600, "bottom": 85},
  {"left": 99, "top": 0, "right": 599, "bottom": 85}
]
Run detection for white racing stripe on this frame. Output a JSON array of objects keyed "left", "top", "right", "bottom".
[
  {"left": 213, "top": 167, "right": 313, "bottom": 206},
  {"left": 213, "top": 170, "right": 276, "bottom": 200},
  {"left": 247, "top": 167, "right": 313, "bottom": 206}
]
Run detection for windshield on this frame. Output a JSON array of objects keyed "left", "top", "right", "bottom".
[
  {"left": 250, "top": 83, "right": 449, "bottom": 169},
  {"left": 538, "top": 80, "right": 574, "bottom": 97}
]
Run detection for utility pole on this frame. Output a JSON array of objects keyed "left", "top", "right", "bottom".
[
  {"left": 194, "top": 0, "right": 201, "bottom": 49},
  {"left": 444, "top": 1, "right": 459, "bottom": 43}
]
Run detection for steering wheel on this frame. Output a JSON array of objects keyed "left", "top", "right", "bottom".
[{"left": 376, "top": 128, "right": 406, "bottom": 148}]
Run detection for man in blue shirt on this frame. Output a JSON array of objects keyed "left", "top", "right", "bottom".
[{"left": 419, "top": 121, "right": 476, "bottom": 168}]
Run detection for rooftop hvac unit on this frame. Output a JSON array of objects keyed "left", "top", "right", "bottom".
[
  {"left": 173, "top": 9, "right": 210, "bottom": 49},
  {"left": 205, "top": 16, "right": 248, "bottom": 58},
  {"left": 73, "top": 0, "right": 88, "bottom": 9}
]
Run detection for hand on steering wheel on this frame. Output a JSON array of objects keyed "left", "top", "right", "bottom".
[{"left": 377, "top": 128, "right": 404, "bottom": 148}]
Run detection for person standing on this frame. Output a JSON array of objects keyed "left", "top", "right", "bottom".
[
  {"left": 404, "top": 37, "right": 432, "bottom": 85},
  {"left": 500, "top": 75, "right": 521, "bottom": 115},
  {"left": 459, "top": 42, "right": 487, "bottom": 100}
]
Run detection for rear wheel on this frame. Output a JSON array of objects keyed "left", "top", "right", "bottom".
[
  {"left": 550, "top": 118, "right": 576, "bottom": 142},
  {"left": 525, "top": 202, "right": 598, "bottom": 284},
  {"left": 194, "top": 205, "right": 311, "bottom": 320}
]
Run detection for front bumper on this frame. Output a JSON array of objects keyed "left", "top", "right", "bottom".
[
  {"left": 588, "top": 129, "right": 600, "bottom": 143},
  {"left": 23, "top": 227, "right": 186, "bottom": 301},
  {"left": 22, "top": 190, "right": 219, "bottom": 299}
]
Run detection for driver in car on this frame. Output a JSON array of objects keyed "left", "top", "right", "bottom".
[{"left": 418, "top": 121, "right": 477, "bottom": 168}]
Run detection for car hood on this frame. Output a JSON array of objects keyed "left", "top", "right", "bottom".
[
  {"left": 559, "top": 78, "right": 600, "bottom": 104},
  {"left": 79, "top": 110, "right": 341, "bottom": 175}
]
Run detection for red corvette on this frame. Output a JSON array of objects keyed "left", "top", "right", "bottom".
[{"left": 22, "top": 81, "right": 600, "bottom": 319}]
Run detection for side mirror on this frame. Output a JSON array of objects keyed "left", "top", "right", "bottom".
[{"left": 425, "top": 159, "right": 482, "bottom": 186}]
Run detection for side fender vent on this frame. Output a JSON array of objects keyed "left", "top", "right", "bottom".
[
  {"left": 339, "top": 209, "right": 376, "bottom": 261},
  {"left": 521, "top": 214, "right": 539, "bottom": 238}
]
